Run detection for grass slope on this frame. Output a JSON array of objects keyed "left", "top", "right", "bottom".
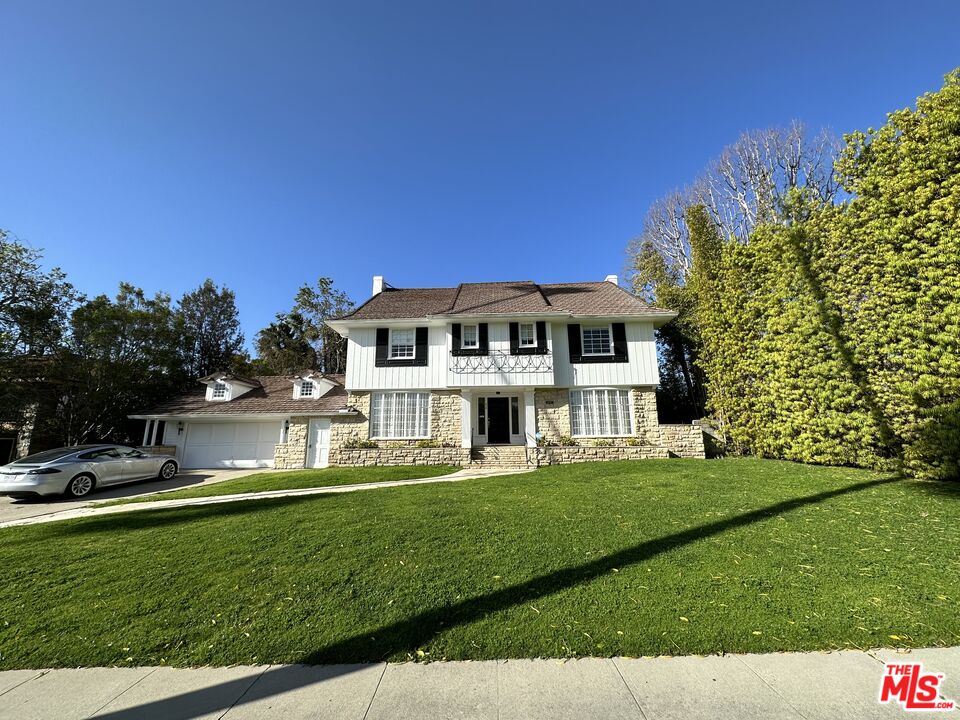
[
  {"left": 1, "top": 458, "right": 958, "bottom": 669},
  {"left": 107, "top": 465, "right": 460, "bottom": 504}
]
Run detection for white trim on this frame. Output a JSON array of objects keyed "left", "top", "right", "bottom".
[{"left": 580, "top": 324, "right": 614, "bottom": 356}]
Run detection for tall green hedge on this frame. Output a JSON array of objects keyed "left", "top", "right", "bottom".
[{"left": 694, "top": 70, "right": 960, "bottom": 479}]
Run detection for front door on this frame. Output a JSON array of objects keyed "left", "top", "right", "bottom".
[
  {"left": 307, "top": 418, "right": 331, "bottom": 468},
  {"left": 486, "top": 397, "right": 510, "bottom": 444}
]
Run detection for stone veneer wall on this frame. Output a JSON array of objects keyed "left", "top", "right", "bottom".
[
  {"left": 658, "top": 423, "right": 707, "bottom": 459},
  {"left": 274, "top": 415, "right": 310, "bottom": 470},
  {"left": 533, "top": 387, "right": 706, "bottom": 460},
  {"left": 333, "top": 447, "right": 470, "bottom": 467},
  {"left": 535, "top": 445, "right": 669, "bottom": 465}
]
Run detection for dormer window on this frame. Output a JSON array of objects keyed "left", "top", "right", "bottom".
[
  {"left": 390, "top": 328, "right": 416, "bottom": 359},
  {"left": 211, "top": 382, "right": 228, "bottom": 400},
  {"left": 299, "top": 381, "right": 315, "bottom": 398},
  {"left": 462, "top": 324, "right": 479, "bottom": 349}
]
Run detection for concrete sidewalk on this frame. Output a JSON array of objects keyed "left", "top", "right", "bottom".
[
  {"left": 0, "top": 468, "right": 526, "bottom": 530},
  {"left": 1, "top": 647, "right": 956, "bottom": 719}
]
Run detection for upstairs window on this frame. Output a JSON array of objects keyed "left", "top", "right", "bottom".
[
  {"left": 299, "top": 381, "right": 315, "bottom": 398},
  {"left": 462, "top": 324, "right": 479, "bottom": 349},
  {"left": 581, "top": 326, "right": 612, "bottom": 355},
  {"left": 519, "top": 323, "right": 536, "bottom": 347},
  {"left": 211, "top": 382, "right": 228, "bottom": 400},
  {"left": 389, "top": 329, "right": 416, "bottom": 359}
]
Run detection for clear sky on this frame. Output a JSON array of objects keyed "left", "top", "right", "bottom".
[{"left": 2, "top": 0, "right": 958, "bottom": 346}]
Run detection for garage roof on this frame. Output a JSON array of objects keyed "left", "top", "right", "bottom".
[{"left": 137, "top": 374, "right": 351, "bottom": 417}]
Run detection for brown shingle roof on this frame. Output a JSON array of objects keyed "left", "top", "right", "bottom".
[
  {"left": 338, "top": 280, "right": 672, "bottom": 320},
  {"left": 140, "top": 374, "right": 351, "bottom": 417}
]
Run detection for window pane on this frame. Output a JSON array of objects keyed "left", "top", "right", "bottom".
[
  {"left": 570, "top": 389, "right": 631, "bottom": 436},
  {"left": 511, "top": 397, "right": 520, "bottom": 434},
  {"left": 300, "top": 381, "right": 314, "bottom": 397},
  {"left": 582, "top": 327, "right": 611, "bottom": 354},
  {"left": 462, "top": 325, "right": 478, "bottom": 347},
  {"left": 370, "top": 392, "right": 430, "bottom": 438},
  {"left": 390, "top": 329, "right": 415, "bottom": 358},
  {"left": 520, "top": 323, "right": 536, "bottom": 345}
]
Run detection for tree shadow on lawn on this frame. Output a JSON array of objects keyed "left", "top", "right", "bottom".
[{"left": 90, "top": 474, "right": 903, "bottom": 720}]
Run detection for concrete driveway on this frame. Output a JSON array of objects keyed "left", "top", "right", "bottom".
[{"left": 0, "top": 468, "right": 270, "bottom": 525}]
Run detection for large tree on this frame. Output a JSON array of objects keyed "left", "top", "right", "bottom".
[
  {"left": 254, "top": 311, "right": 317, "bottom": 375},
  {"left": 292, "top": 278, "right": 353, "bottom": 373},
  {"left": 0, "top": 231, "right": 78, "bottom": 436},
  {"left": 177, "top": 279, "right": 245, "bottom": 379},
  {"left": 55, "top": 284, "right": 185, "bottom": 445}
]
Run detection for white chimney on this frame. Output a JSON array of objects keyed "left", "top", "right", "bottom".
[
  {"left": 604, "top": 274, "right": 619, "bottom": 286},
  {"left": 372, "top": 275, "right": 384, "bottom": 296}
]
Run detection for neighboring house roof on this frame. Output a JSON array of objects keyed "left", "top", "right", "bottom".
[
  {"left": 136, "top": 374, "right": 351, "bottom": 417},
  {"left": 198, "top": 372, "right": 262, "bottom": 387},
  {"left": 336, "top": 280, "right": 673, "bottom": 321}
]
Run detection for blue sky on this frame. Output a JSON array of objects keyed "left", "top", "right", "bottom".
[{"left": 2, "top": 0, "right": 957, "bottom": 347}]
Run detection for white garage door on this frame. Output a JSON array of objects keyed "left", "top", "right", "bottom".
[{"left": 182, "top": 422, "right": 280, "bottom": 469}]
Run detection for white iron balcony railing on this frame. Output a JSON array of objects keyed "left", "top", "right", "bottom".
[{"left": 450, "top": 350, "right": 553, "bottom": 374}]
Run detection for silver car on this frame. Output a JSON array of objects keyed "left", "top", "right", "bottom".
[{"left": 0, "top": 445, "right": 178, "bottom": 499}]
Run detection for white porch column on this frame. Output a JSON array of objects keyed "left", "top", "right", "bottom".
[
  {"left": 142, "top": 420, "right": 153, "bottom": 446},
  {"left": 524, "top": 390, "right": 536, "bottom": 447},
  {"left": 460, "top": 392, "right": 472, "bottom": 448},
  {"left": 149, "top": 419, "right": 160, "bottom": 446}
]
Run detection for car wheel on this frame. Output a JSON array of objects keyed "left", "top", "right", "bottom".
[
  {"left": 158, "top": 461, "right": 178, "bottom": 480},
  {"left": 66, "top": 474, "right": 96, "bottom": 499}
]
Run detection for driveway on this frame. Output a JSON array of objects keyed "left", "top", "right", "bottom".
[{"left": 0, "top": 468, "right": 269, "bottom": 525}]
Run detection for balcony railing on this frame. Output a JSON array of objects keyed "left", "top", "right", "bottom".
[{"left": 450, "top": 350, "right": 553, "bottom": 374}]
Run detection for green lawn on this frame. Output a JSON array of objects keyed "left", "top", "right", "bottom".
[
  {"left": 105, "top": 465, "right": 460, "bottom": 504},
  {"left": 1, "top": 458, "right": 958, "bottom": 669}
]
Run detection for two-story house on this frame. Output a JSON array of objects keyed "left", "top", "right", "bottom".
[{"left": 133, "top": 276, "right": 705, "bottom": 469}]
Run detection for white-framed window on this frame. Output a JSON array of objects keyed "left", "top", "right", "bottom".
[
  {"left": 462, "top": 324, "right": 479, "bottom": 349},
  {"left": 570, "top": 389, "right": 632, "bottom": 436},
  {"left": 211, "top": 382, "right": 228, "bottom": 400},
  {"left": 299, "top": 381, "right": 315, "bottom": 398},
  {"left": 390, "top": 328, "right": 416, "bottom": 359},
  {"left": 581, "top": 325, "right": 612, "bottom": 355},
  {"left": 370, "top": 392, "right": 430, "bottom": 439},
  {"left": 519, "top": 323, "right": 536, "bottom": 347}
]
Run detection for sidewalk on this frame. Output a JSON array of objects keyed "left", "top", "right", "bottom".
[
  {"left": 2, "top": 647, "right": 956, "bottom": 719},
  {"left": 0, "top": 468, "right": 525, "bottom": 530}
]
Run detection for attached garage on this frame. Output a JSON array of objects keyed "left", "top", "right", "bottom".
[{"left": 181, "top": 421, "right": 280, "bottom": 469}]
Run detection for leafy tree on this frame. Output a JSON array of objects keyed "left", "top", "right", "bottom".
[
  {"left": 0, "top": 231, "right": 78, "bottom": 439},
  {"left": 55, "top": 284, "right": 185, "bottom": 445},
  {"left": 292, "top": 278, "right": 353, "bottom": 373},
  {"left": 177, "top": 279, "right": 245, "bottom": 378},
  {"left": 254, "top": 311, "right": 317, "bottom": 375}
]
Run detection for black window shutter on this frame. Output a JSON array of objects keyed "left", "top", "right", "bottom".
[
  {"left": 567, "top": 324, "right": 582, "bottom": 363},
  {"left": 535, "top": 321, "right": 547, "bottom": 354},
  {"left": 375, "top": 328, "right": 389, "bottom": 367},
  {"left": 612, "top": 322, "right": 628, "bottom": 362},
  {"left": 414, "top": 326, "right": 429, "bottom": 366},
  {"left": 478, "top": 323, "right": 489, "bottom": 354},
  {"left": 508, "top": 322, "right": 520, "bottom": 355},
  {"left": 451, "top": 323, "right": 462, "bottom": 356}
]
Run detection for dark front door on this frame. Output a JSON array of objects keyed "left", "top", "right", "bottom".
[{"left": 486, "top": 397, "right": 510, "bottom": 444}]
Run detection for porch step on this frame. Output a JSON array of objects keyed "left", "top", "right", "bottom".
[{"left": 469, "top": 445, "right": 535, "bottom": 469}]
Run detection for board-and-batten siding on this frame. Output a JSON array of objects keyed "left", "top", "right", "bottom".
[
  {"left": 551, "top": 321, "right": 660, "bottom": 387},
  {"left": 446, "top": 321, "right": 555, "bottom": 388},
  {"left": 346, "top": 326, "right": 447, "bottom": 390},
  {"left": 345, "top": 321, "right": 660, "bottom": 390}
]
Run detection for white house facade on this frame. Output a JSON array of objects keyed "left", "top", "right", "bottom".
[{"left": 133, "top": 276, "right": 705, "bottom": 469}]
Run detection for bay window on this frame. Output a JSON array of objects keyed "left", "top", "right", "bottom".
[
  {"left": 570, "top": 389, "right": 632, "bottom": 437},
  {"left": 370, "top": 391, "right": 430, "bottom": 439}
]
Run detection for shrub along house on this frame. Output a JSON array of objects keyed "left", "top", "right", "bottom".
[{"left": 133, "top": 276, "right": 705, "bottom": 469}]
